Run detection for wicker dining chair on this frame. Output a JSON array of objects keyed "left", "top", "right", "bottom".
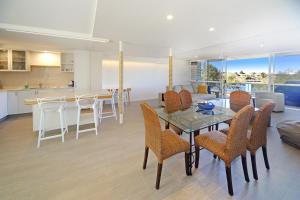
[
  {"left": 194, "top": 105, "right": 254, "bottom": 196},
  {"left": 164, "top": 90, "right": 182, "bottom": 113},
  {"left": 224, "top": 90, "right": 252, "bottom": 127},
  {"left": 230, "top": 90, "right": 251, "bottom": 112},
  {"left": 179, "top": 89, "right": 193, "bottom": 110},
  {"left": 140, "top": 103, "right": 190, "bottom": 189},
  {"left": 164, "top": 90, "right": 182, "bottom": 134},
  {"left": 247, "top": 102, "right": 275, "bottom": 180}
]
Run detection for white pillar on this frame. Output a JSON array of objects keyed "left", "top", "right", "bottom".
[
  {"left": 168, "top": 48, "right": 173, "bottom": 90},
  {"left": 118, "top": 41, "right": 124, "bottom": 124}
]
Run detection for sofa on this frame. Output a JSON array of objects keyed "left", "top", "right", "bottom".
[
  {"left": 158, "top": 84, "right": 216, "bottom": 107},
  {"left": 255, "top": 92, "right": 285, "bottom": 112}
]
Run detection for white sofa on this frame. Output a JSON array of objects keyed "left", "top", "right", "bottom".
[
  {"left": 255, "top": 92, "right": 285, "bottom": 112},
  {"left": 158, "top": 84, "right": 216, "bottom": 107}
]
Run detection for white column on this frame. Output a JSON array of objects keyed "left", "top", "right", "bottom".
[
  {"left": 168, "top": 48, "right": 173, "bottom": 90},
  {"left": 118, "top": 41, "right": 124, "bottom": 124}
]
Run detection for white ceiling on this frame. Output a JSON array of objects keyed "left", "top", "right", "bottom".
[{"left": 0, "top": 0, "right": 300, "bottom": 59}]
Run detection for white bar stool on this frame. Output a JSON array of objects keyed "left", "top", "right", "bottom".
[
  {"left": 76, "top": 95, "right": 98, "bottom": 139},
  {"left": 115, "top": 89, "right": 128, "bottom": 112},
  {"left": 37, "top": 97, "right": 68, "bottom": 148},
  {"left": 98, "top": 90, "right": 117, "bottom": 122}
]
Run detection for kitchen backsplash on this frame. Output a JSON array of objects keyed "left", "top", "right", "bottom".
[{"left": 0, "top": 66, "right": 73, "bottom": 88}]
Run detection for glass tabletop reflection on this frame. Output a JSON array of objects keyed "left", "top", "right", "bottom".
[{"left": 156, "top": 103, "right": 235, "bottom": 133}]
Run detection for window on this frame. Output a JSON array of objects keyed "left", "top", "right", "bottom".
[
  {"left": 226, "top": 57, "right": 269, "bottom": 92},
  {"left": 273, "top": 54, "right": 300, "bottom": 107},
  {"left": 273, "top": 54, "right": 300, "bottom": 84}
]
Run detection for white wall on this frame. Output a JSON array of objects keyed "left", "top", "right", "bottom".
[
  {"left": 102, "top": 57, "right": 190, "bottom": 101},
  {"left": 74, "top": 50, "right": 91, "bottom": 90},
  {"left": 90, "top": 52, "right": 103, "bottom": 90},
  {"left": 74, "top": 50, "right": 103, "bottom": 91}
]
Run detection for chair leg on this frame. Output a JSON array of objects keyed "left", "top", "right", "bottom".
[
  {"left": 59, "top": 111, "right": 65, "bottom": 143},
  {"left": 225, "top": 165, "right": 234, "bottom": 196},
  {"left": 143, "top": 147, "right": 149, "bottom": 170},
  {"left": 213, "top": 154, "right": 217, "bottom": 159},
  {"left": 93, "top": 107, "right": 98, "bottom": 136},
  {"left": 76, "top": 109, "right": 81, "bottom": 140},
  {"left": 262, "top": 146, "right": 270, "bottom": 170},
  {"left": 99, "top": 100, "right": 103, "bottom": 123},
  {"left": 165, "top": 122, "right": 169, "bottom": 129},
  {"left": 185, "top": 152, "right": 190, "bottom": 175},
  {"left": 156, "top": 163, "right": 163, "bottom": 190},
  {"left": 251, "top": 154, "right": 258, "bottom": 180},
  {"left": 63, "top": 110, "right": 68, "bottom": 133},
  {"left": 37, "top": 111, "right": 44, "bottom": 148},
  {"left": 241, "top": 155, "right": 250, "bottom": 182},
  {"left": 111, "top": 98, "right": 117, "bottom": 120},
  {"left": 194, "top": 147, "right": 199, "bottom": 169},
  {"left": 194, "top": 131, "right": 200, "bottom": 169},
  {"left": 215, "top": 123, "right": 219, "bottom": 130},
  {"left": 37, "top": 131, "right": 42, "bottom": 148}
]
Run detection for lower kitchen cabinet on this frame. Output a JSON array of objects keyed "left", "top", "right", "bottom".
[
  {"left": 6, "top": 88, "right": 74, "bottom": 115},
  {"left": 0, "top": 91, "right": 8, "bottom": 120},
  {"left": 7, "top": 91, "right": 19, "bottom": 115},
  {"left": 7, "top": 90, "right": 35, "bottom": 115},
  {"left": 18, "top": 90, "right": 35, "bottom": 114}
]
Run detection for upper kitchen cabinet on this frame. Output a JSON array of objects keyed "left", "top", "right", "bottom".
[
  {"left": 61, "top": 53, "right": 74, "bottom": 72},
  {"left": 12, "top": 50, "right": 29, "bottom": 71},
  {"left": 0, "top": 50, "right": 9, "bottom": 70},
  {"left": 30, "top": 51, "right": 61, "bottom": 67},
  {"left": 0, "top": 49, "right": 29, "bottom": 72}
]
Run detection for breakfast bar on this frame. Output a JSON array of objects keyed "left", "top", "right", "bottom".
[{"left": 24, "top": 90, "right": 113, "bottom": 131}]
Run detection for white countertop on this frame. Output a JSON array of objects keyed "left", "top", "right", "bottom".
[{"left": 0, "top": 86, "right": 74, "bottom": 91}]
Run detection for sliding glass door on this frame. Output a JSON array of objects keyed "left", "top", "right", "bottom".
[
  {"left": 273, "top": 54, "right": 300, "bottom": 106},
  {"left": 226, "top": 57, "right": 269, "bottom": 94}
]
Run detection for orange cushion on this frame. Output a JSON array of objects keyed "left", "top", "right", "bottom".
[{"left": 197, "top": 85, "right": 208, "bottom": 94}]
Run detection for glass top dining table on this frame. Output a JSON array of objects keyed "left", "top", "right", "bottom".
[
  {"left": 155, "top": 99, "right": 236, "bottom": 175},
  {"left": 155, "top": 100, "right": 236, "bottom": 134}
]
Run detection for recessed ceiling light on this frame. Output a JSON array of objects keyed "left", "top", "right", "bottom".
[
  {"left": 209, "top": 27, "right": 215, "bottom": 32},
  {"left": 260, "top": 43, "right": 265, "bottom": 48},
  {"left": 166, "top": 14, "right": 174, "bottom": 20}
]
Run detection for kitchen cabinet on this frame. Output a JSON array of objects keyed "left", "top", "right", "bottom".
[
  {"left": 30, "top": 51, "right": 61, "bottom": 67},
  {"left": 18, "top": 90, "right": 35, "bottom": 114},
  {"left": 61, "top": 53, "right": 74, "bottom": 72},
  {"left": 6, "top": 88, "right": 74, "bottom": 115},
  {"left": 0, "top": 49, "right": 30, "bottom": 72},
  {"left": 0, "top": 91, "right": 8, "bottom": 120},
  {"left": 8, "top": 90, "right": 35, "bottom": 114},
  {"left": 0, "top": 50, "right": 9, "bottom": 70},
  {"left": 12, "top": 50, "right": 27, "bottom": 70},
  {"left": 7, "top": 91, "right": 19, "bottom": 115}
]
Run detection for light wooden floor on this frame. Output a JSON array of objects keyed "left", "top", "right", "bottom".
[{"left": 0, "top": 100, "right": 300, "bottom": 200}]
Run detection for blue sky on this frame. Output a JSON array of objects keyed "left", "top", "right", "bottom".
[
  {"left": 274, "top": 55, "right": 300, "bottom": 73},
  {"left": 227, "top": 57, "right": 268, "bottom": 73},
  {"left": 209, "top": 55, "right": 300, "bottom": 73}
]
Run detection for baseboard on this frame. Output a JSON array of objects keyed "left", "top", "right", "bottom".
[{"left": 0, "top": 115, "right": 8, "bottom": 122}]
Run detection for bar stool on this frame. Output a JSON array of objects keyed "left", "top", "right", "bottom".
[
  {"left": 98, "top": 90, "right": 117, "bottom": 122},
  {"left": 76, "top": 95, "right": 98, "bottom": 139},
  {"left": 37, "top": 97, "right": 68, "bottom": 148},
  {"left": 116, "top": 89, "right": 128, "bottom": 112}
]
